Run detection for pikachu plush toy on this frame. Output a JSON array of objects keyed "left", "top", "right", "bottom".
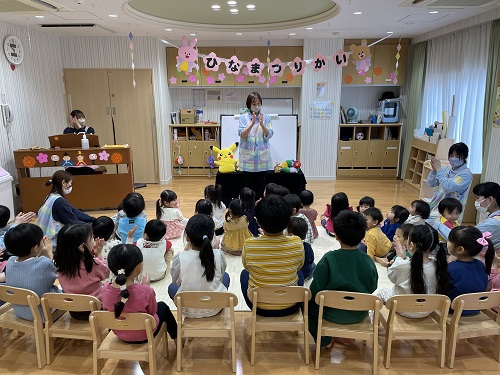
[{"left": 210, "top": 142, "right": 239, "bottom": 173}]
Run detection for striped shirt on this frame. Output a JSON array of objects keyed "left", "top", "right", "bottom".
[{"left": 242, "top": 234, "right": 304, "bottom": 309}]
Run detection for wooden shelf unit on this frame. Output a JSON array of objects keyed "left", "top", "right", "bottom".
[
  {"left": 170, "top": 124, "right": 220, "bottom": 177},
  {"left": 336, "top": 123, "right": 402, "bottom": 178}
]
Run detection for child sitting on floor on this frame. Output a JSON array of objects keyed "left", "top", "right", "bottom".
[
  {"left": 240, "top": 187, "right": 259, "bottom": 237},
  {"left": 405, "top": 199, "right": 430, "bottom": 226},
  {"left": 284, "top": 194, "right": 314, "bottom": 244},
  {"left": 299, "top": 190, "right": 318, "bottom": 239},
  {"left": 194, "top": 199, "right": 220, "bottom": 249},
  {"left": 221, "top": 199, "right": 252, "bottom": 255},
  {"left": 117, "top": 193, "right": 147, "bottom": 244},
  {"left": 112, "top": 193, "right": 147, "bottom": 242},
  {"left": 360, "top": 207, "right": 393, "bottom": 265},
  {"left": 156, "top": 189, "right": 188, "bottom": 240},
  {"left": 320, "top": 192, "right": 351, "bottom": 237},
  {"left": 436, "top": 198, "right": 462, "bottom": 242},
  {"left": 204, "top": 184, "right": 226, "bottom": 236},
  {"left": 287, "top": 217, "right": 315, "bottom": 280},
  {"left": 381, "top": 205, "right": 409, "bottom": 241},
  {"left": 356, "top": 196, "right": 375, "bottom": 214}
]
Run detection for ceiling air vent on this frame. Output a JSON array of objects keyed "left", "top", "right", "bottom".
[
  {"left": 41, "top": 23, "right": 96, "bottom": 28},
  {"left": 401, "top": 0, "right": 500, "bottom": 7}
]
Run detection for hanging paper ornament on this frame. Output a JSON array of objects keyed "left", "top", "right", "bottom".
[
  {"left": 266, "top": 39, "right": 271, "bottom": 88},
  {"left": 289, "top": 57, "right": 306, "bottom": 76},
  {"left": 129, "top": 32, "right": 136, "bottom": 87},
  {"left": 392, "top": 37, "right": 401, "bottom": 84},
  {"left": 176, "top": 36, "right": 199, "bottom": 73},
  {"left": 313, "top": 54, "right": 328, "bottom": 72},
  {"left": 225, "top": 55, "right": 242, "bottom": 75},
  {"left": 246, "top": 58, "right": 264, "bottom": 77},
  {"left": 334, "top": 49, "right": 349, "bottom": 67},
  {"left": 268, "top": 58, "right": 285, "bottom": 77},
  {"left": 350, "top": 39, "right": 372, "bottom": 76},
  {"left": 203, "top": 52, "right": 221, "bottom": 72}
]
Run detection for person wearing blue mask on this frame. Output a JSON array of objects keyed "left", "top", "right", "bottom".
[{"left": 427, "top": 142, "right": 472, "bottom": 224}]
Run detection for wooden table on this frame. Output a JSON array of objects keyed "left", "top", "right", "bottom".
[{"left": 13, "top": 147, "right": 134, "bottom": 212}]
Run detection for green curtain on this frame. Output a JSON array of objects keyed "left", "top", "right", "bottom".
[
  {"left": 401, "top": 42, "right": 428, "bottom": 176},
  {"left": 481, "top": 20, "right": 500, "bottom": 180}
]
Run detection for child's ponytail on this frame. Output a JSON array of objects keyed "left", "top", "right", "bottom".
[
  {"left": 435, "top": 243, "right": 450, "bottom": 294},
  {"left": 114, "top": 269, "right": 129, "bottom": 318},
  {"left": 482, "top": 236, "right": 495, "bottom": 275},
  {"left": 156, "top": 199, "right": 162, "bottom": 220},
  {"left": 449, "top": 226, "right": 495, "bottom": 275},
  {"left": 199, "top": 235, "right": 215, "bottom": 282},
  {"left": 409, "top": 225, "right": 435, "bottom": 295},
  {"left": 185, "top": 214, "right": 216, "bottom": 283}
]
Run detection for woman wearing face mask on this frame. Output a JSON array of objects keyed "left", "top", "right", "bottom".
[
  {"left": 238, "top": 92, "right": 274, "bottom": 199},
  {"left": 35, "top": 170, "right": 96, "bottom": 245},
  {"left": 63, "top": 110, "right": 95, "bottom": 134},
  {"left": 426, "top": 142, "right": 473, "bottom": 224}
]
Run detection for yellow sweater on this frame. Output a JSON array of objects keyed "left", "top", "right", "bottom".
[
  {"left": 365, "top": 226, "right": 392, "bottom": 259},
  {"left": 221, "top": 216, "right": 253, "bottom": 255}
]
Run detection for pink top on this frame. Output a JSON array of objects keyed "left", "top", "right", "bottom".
[
  {"left": 323, "top": 206, "right": 353, "bottom": 234},
  {"left": 101, "top": 282, "right": 160, "bottom": 342},
  {"left": 299, "top": 208, "right": 318, "bottom": 239},
  {"left": 57, "top": 257, "right": 110, "bottom": 301}
]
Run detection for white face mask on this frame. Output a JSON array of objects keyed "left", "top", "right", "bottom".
[
  {"left": 251, "top": 105, "right": 261, "bottom": 114},
  {"left": 475, "top": 198, "right": 490, "bottom": 213},
  {"left": 78, "top": 118, "right": 86, "bottom": 125},
  {"left": 448, "top": 157, "right": 464, "bottom": 168},
  {"left": 63, "top": 187, "right": 72, "bottom": 195}
]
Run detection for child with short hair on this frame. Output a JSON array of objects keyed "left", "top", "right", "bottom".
[
  {"left": 4, "top": 224, "right": 59, "bottom": 322},
  {"left": 194, "top": 200, "right": 220, "bottom": 249},
  {"left": 447, "top": 226, "right": 494, "bottom": 315},
  {"left": 436, "top": 198, "right": 462, "bottom": 242},
  {"left": 93, "top": 216, "right": 121, "bottom": 284},
  {"left": 385, "top": 223, "right": 414, "bottom": 264},
  {"left": 169, "top": 214, "right": 230, "bottom": 318},
  {"left": 204, "top": 184, "right": 226, "bottom": 236},
  {"left": 264, "top": 183, "right": 290, "bottom": 197},
  {"left": 284, "top": 194, "right": 314, "bottom": 243},
  {"left": 287, "top": 217, "right": 315, "bottom": 280},
  {"left": 117, "top": 193, "right": 147, "bottom": 243},
  {"left": 356, "top": 196, "right": 375, "bottom": 214},
  {"left": 102, "top": 244, "right": 177, "bottom": 342},
  {"left": 239, "top": 187, "right": 259, "bottom": 237},
  {"left": 308, "top": 210, "right": 378, "bottom": 348},
  {"left": 127, "top": 219, "right": 173, "bottom": 282},
  {"left": 381, "top": 205, "right": 410, "bottom": 241},
  {"left": 299, "top": 190, "right": 318, "bottom": 239},
  {"left": 377, "top": 225, "right": 449, "bottom": 318},
  {"left": 241, "top": 195, "right": 304, "bottom": 316},
  {"left": 0, "top": 205, "right": 11, "bottom": 238},
  {"left": 54, "top": 223, "right": 109, "bottom": 320},
  {"left": 360, "top": 207, "right": 393, "bottom": 265},
  {"left": 156, "top": 189, "right": 188, "bottom": 240},
  {"left": 405, "top": 199, "right": 430, "bottom": 225},
  {"left": 221, "top": 199, "right": 252, "bottom": 255},
  {"left": 321, "top": 192, "right": 351, "bottom": 237},
  {"left": 111, "top": 193, "right": 147, "bottom": 241}
]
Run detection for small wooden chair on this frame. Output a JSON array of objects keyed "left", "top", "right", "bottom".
[
  {"left": 89, "top": 311, "right": 168, "bottom": 375},
  {"left": 444, "top": 291, "right": 500, "bottom": 368},
  {"left": 175, "top": 291, "right": 238, "bottom": 372},
  {"left": 314, "top": 291, "right": 383, "bottom": 375},
  {"left": 379, "top": 294, "right": 450, "bottom": 369},
  {"left": 0, "top": 285, "right": 47, "bottom": 369},
  {"left": 250, "top": 286, "right": 311, "bottom": 365},
  {"left": 41, "top": 293, "right": 101, "bottom": 364}
]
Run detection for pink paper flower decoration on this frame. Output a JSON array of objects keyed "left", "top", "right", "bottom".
[
  {"left": 243, "top": 67, "right": 249, "bottom": 75},
  {"left": 36, "top": 152, "right": 48, "bottom": 164},
  {"left": 289, "top": 57, "right": 306, "bottom": 76},
  {"left": 188, "top": 74, "right": 197, "bottom": 83},
  {"left": 365, "top": 77, "right": 372, "bottom": 84},
  {"left": 203, "top": 52, "right": 221, "bottom": 72},
  {"left": 269, "top": 76, "right": 277, "bottom": 84},
  {"left": 206, "top": 76, "right": 215, "bottom": 85},
  {"left": 258, "top": 75, "right": 267, "bottom": 83},
  {"left": 236, "top": 75, "right": 244, "bottom": 83},
  {"left": 218, "top": 73, "right": 226, "bottom": 81},
  {"left": 169, "top": 76, "right": 177, "bottom": 85},
  {"left": 334, "top": 49, "right": 349, "bottom": 67},
  {"left": 98, "top": 150, "right": 110, "bottom": 161}
]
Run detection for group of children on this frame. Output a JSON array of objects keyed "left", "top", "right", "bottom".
[{"left": 0, "top": 181, "right": 498, "bottom": 349}]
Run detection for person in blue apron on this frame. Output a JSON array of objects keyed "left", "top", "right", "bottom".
[{"left": 427, "top": 142, "right": 472, "bottom": 224}]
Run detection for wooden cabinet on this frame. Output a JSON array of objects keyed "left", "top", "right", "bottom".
[
  {"left": 198, "top": 47, "right": 235, "bottom": 87},
  {"left": 166, "top": 47, "right": 199, "bottom": 87},
  {"left": 170, "top": 124, "right": 220, "bottom": 176},
  {"left": 342, "top": 44, "right": 374, "bottom": 85},
  {"left": 336, "top": 123, "right": 402, "bottom": 178},
  {"left": 64, "top": 69, "right": 158, "bottom": 183},
  {"left": 372, "top": 44, "right": 408, "bottom": 85}
]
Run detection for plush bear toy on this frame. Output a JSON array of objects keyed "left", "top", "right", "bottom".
[
  {"left": 210, "top": 142, "right": 239, "bottom": 173},
  {"left": 350, "top": 39, "right": 372, "bottom": 76}
]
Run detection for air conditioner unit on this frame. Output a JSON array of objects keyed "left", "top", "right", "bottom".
[
  {"left": 400, "top": 0, "right": 500, "bottom": 8},
  {"left": 0, "top": 0, "right": 69, "bottom": 13}
]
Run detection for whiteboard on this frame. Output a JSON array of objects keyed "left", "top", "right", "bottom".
[
  {"left": 261, "top": 98, "right": 293, "bottom": 115},
  {"left": 220, "top": 114, "right": 298, "bottom": 167}
]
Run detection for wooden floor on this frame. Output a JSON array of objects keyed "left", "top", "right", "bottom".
[{"left": 2, "top": 178, "right": 500, "bottom": 375}]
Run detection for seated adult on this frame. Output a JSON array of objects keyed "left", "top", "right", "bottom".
[
  {"left": 240, "top": 194, "right": 304, "bottom": 317},
  {"left": 35, "top": 170, "right": 96, "bottom": 244},
  {"left": 63, "top": 110, "right": 95, "bottom": 134}
]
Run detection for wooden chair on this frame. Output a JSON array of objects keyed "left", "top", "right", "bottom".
[
  {"left": 0, "top": 285, "right": 47, "bottom": 369},
  {"left": 89, "top": 311, "right": 168, "bottom": 375},
  {"left": 314, "top": 291, "right": 383, "bottom": 375},
  {"left": 379, "top": 294, "right": 450, "bottom": 369},
  {"left": 444, "top": 291, "right": 500, "bottom": 368},
  {"left": 175, "top": 291, "right": 238, "bottom": 372},
  {"left": 41, "top": 293, "right": 101, "bottom": 364},
  {"left": 249, "top": 286, "right": 311, "bottom": 365}
]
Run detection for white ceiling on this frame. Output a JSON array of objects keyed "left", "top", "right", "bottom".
[{"left": 0, "top": 0, "right": 498, "bottom": 43}]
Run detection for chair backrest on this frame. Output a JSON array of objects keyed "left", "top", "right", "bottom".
[
  {"left": 0, "top": 284, "right": 41, "bottom": 322},
  {"left": 41, "top": 293, "right": 101, "bottom": 326},
  {"left": 385, "top": 294, "right": 451, "bottom": 328},
  {"left": 89, "top": 311, "right": 156, "bottom": 343},
  {"left": 175, "top": 291, "right": 238, "bottom": 310},
  {"left": 250, "top": 286, "right": 311, "bottom": 306},
  {"left": 315, "top": 291, "right": 382, "bottom": 312},
  {"left": 450, "top": 291, "right": 500, "bottom": 324}
]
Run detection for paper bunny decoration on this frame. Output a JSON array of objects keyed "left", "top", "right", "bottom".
[{"left": 176, "top": 36, "right": 199, "bottom": 73}]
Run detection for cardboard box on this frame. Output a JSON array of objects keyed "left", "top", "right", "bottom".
[{"left": 180, "top": 109, "right": 196, "bottom": 124}]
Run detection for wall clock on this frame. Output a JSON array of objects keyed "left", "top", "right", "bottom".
[{"left": 4, "top": 35, "right": 24, "bottom": 65}]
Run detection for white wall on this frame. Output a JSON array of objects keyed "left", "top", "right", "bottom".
[
  {"left": 0, "top": 23, "right": 66, "bottom": 179},
  {"left": 300, "top": 38, "right": 343, "bottom": 179},
  {"left": 60, "top": 36, "right": 173, "bottom": 183}
]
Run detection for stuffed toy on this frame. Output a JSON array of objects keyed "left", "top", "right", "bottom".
[
  {"left": 274, "top": 162, "right": 282, "bottom": 173},
  {"left": 210, "top": 142, "right": 239, "bottom": 173},
  {"left": 350, "top": 39, "right": 372, "bottom": 76},
  {"left": 280, "top": 159, "right": 301, "bottom": 173}
]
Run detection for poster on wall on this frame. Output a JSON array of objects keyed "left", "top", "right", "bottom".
[
  {"left": 309, "top": 101, "right": 334, "bottom": 119},
  {"left": 494, "top": 87, "right": 500, "bottom": 128},
  {"left": 224, "top": 90, "right": 240, "bottom": 103},
  {"left": 207, "top": 89, "right": 222, "bottom": 101}
]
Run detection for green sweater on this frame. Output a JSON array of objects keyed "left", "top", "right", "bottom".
[{"left": 309, "top": 248, "right": 378, "bottom": 324}]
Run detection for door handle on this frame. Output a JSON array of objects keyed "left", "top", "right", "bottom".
[
  {"left": 189, "top": 151, "right": 192, "bottom": 157},
  {"left": 369, "top": 151, "right": 373, "bottom": 157},
  {"left": 384, "top": 151, "right": 388, "bottom": 157},
  {"left": 106, "top": 107, "right": 110, "bottom": 115},
  {"left": 354, "top": 151, "right": 358, "bottom": 157},
  {"left": 204, "top": 151, "right": 208, "bottom": 157},
  {"left": 339, "top": 151, "right": 343, "bottom": 158},
  {"left": 112, "top": 107, "right": 116, "bottom": 115}
]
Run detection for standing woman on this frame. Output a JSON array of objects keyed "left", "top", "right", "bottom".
[
  {"left": 238, "top": 92, "right": 273, "bottom": 199},
  {"left": 35, "top": 170, "right": 96, "bottom": 244},
  {"left": 427, "top": 142, "right": 473, "bottom": 224},
  {"left": 64, "top": 110, "right": 95, "bottom": 134}
]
